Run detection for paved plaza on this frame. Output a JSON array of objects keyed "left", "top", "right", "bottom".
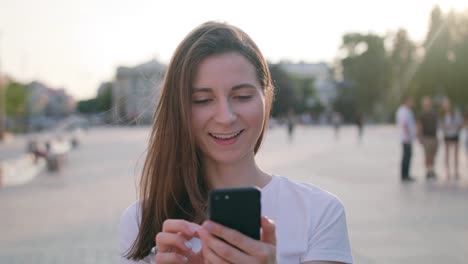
[{"left": 1, "top": 125, "right": 467, "bottom": 263}]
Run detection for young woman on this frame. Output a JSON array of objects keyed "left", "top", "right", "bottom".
[
  {"left": 119, "top": 21, "right": 353, "bottom": 264},
  {"left": 441, "top": 97, "right": 464, "bottom": 179}
]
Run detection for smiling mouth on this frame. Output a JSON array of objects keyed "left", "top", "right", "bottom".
[{"left": 209, "top": 130, "right": 244, "bottom": 140}]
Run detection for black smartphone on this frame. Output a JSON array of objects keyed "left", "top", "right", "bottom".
[{"left": 208, "top": 187, "right": 261, "bottom": 240}]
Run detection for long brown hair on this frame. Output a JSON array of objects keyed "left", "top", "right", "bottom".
[{"left": 125, "top": 21, "right": 274, "bottom": 260}]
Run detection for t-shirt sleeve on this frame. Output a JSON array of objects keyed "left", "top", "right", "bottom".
[
  {"left": 119, "top": 203, "right": 151, "bottom": 264},
  {"left": 301, "top": 198, "right": 353, "bottom": 264}
]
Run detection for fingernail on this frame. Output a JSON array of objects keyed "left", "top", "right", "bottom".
[
  {"left": 181, "top": 256, "right": 188, "bottom": 262},
  {"left": 263, "top": 216, "right": 274, "bottom": 224},
  {"left": 187, "top": 225, "right": 197, "bottom": 235},
  {"left": 184, "top": 240, "right": 193, "bottom": 250},
  {"left": 203, "top": 221, "right": 214, "bottom": 231}
]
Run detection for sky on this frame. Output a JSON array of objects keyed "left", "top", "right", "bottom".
[{"left": 0, "top": 0, "right": 467, "bottom": 100}]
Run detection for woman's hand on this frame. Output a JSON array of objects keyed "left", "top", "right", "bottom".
[
  {"left": 198, "top": 216, "right": 277, "bottom": 264},
  {"left": 154, "top": 219, "right": 203, "bottom": 264}
]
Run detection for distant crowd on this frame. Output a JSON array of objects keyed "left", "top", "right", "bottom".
[{"left": 396, "top": 96, "right": 468, "bottom": 182}]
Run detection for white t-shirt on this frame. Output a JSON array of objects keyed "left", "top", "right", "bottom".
[
  {"left": 396, "top": 105, "right": 416, "bottom": 143},
  {"left": 119, "top": 175, "right": 353, "bottom": 264},
  {"left": 442, "top": 110, "right": 463, "bottom": 137}
]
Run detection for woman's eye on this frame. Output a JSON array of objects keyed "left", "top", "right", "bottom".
[
  {"left": 235, "top": 95, "right": 253, "bottom": 101},
  {"left": 192, "top": 99, "right": 212, "bottom": 104}
]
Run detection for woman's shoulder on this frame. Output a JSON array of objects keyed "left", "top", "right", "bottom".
[
  {"left": 273, "top": 175, "right": 344, "bottom": 208},
  {"left": 121, "top": 201, "right": 141, "bottom": 223},
  {"left": 119, "top": 201, "right": 142, "bottom": 241}
]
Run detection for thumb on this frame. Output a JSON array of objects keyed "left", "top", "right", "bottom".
[{"left": 261, "top": 216, "right": 276, "bottom": 245}]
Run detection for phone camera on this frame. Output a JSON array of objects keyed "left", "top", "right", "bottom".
[{"left": 224, "top": 195, "right": 230, "bottom": 200}]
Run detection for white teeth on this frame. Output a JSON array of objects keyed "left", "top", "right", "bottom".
[{"left": 210, "top": 131, "right": 242, "bottom": 139}]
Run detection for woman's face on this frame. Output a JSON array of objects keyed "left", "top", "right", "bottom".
[{"left": 191, "top": 52, "right": 266, "bottom": 164}]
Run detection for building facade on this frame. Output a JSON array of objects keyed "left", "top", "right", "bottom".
[
  {"left": 26, "top": 81, "right": 75, "bottom": 130},
  {"left": 112, "top": 60, "right": 166, "bottom": 124},
  {"left": 280, "top": 62, "right": 337, "bottom": 109}
]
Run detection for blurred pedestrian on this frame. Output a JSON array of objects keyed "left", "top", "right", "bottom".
[
  {"left": 416, "top": 96, "right": 438, "bottom": 180},
  {"left": 464, "top": 108, "right": 468, "bottom": 160},
  {"left": 355, "top": 111, "right": 364, "bottom": 143},
  {"left": 286, "top": 108, "right": 295, "bottom": 142},
  {"left": 441, "top": 97, "right": 463, "bottom": 180},
  {"left": 331, "top": 111, "right": 342, "bottom": 140},
  {"left": 396, "top": 96, "right": 416, "bottom": 182}
]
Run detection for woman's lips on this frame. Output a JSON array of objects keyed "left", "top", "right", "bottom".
[{"left": 209, "top": 130, "right": 244, "bottom": 145}]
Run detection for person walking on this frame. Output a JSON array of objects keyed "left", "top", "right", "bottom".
[
  {"left": 417, "top": 96, "right": 438, "bottom": 180},
  {"left": 331, "top": 111, "right": 342, "bottom": 140},
  {"left": 396, "top": 97, "right": 416, "bottom": 182},
  {"left": 355, "top": 111, "right": 364, "bottom": 143},
  {"left": 286, "top": 108, "right": 296, "bottom": 142}
]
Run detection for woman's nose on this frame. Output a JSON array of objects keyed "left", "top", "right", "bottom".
[{"left": 214, "top": 100, "right": 237, "bottom": 124}]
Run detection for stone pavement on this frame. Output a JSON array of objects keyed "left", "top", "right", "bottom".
[{"left": 0, "top": 125, "right": 467, "bottom": 263}]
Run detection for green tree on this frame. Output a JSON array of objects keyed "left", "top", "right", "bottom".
[
  {"left": 269, "top": 63, "right": 296, "bottom": 117},
  {"left": 5, "top": 81, "right": 29, "bottom": 132},
  {"left": 387, "top": 28, "right": 417, "bottom": 115},
  {"left": 77, "top": 98, "right": 97, "bottom": 114},
  {"left": 446, "top": 9, "right": 468, "bottom": 106},
  {"left": 5, "top": 81, "right": 28, "bottom": 117},
  {"left": 412, "top": 6, "right": 451, "bottom": 99},
  {"left": 411, "top": 6, "right": 468, "bottom": 107},
  {"left": 338, "top": 33, "right": 389, "bottom": 118},
  {"left": 291, "top": 76, "right": 316, "bottom": 113},
  {"left": 96, "top": 83, "right": 112, "bottom": 112}
]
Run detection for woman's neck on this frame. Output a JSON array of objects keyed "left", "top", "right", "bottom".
[{"left": 202, "top": 154, "right": 270, "bottom": 190}]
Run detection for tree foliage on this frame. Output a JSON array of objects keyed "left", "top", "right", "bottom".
[
  {"left": 5, "top": 82, "right": 29, "bottom": 117},
  {"left": 269, "top": 63, "right": 296, "bottom": 117},
  {"left": 268, "top": 63, "right": 320, "bottom": 117},
  {"left": 96, "top": 83, "right": 112, "bottom": 112},
  {"left": 77, "top": 98, "right": 97, "bottom": 114},
  {"left": 337, "top": 33, "right": 389, "bottom": 119},
  {"left": 389, "top": 29, "right": 417, "bottom": 103},
  {"left": 334, "top": 5, "right": 468, "bottom": 121},
  {"left": 410, "top": 6, "right": 468, "bottom": 107}
]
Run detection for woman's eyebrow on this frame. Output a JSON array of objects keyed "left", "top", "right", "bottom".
[
  {"left": 232, "top": 83, "right": 257, "bottom": 91},
  {"left": 192, "top": 84, "right": 257, "bottom": 93},
  {"left": 191, "top": 87, "right": 212, "bottom": 93}
]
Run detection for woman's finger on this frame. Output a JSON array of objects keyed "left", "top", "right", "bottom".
[
  {"left": 155, "top": 251, "right": 188, "bottom": 264},
  {"left": 199, "top": 235, "right": 231, "bottom": 264},
  {"left": 260, "top": 216, "right": 276, "bottom": 245},
  {"left": 201, "top": 220, "right": 276, "bottom": 261},
  {"left": 155, "top": 232, "right": 192, "bottom": 253},
  {"left": 198, "top": 224, "right": 250, "bottom": 263},
  {"left": 162, "top": 219, "right": 200, "bottom": 237},
  {"left": 201, "top": 220, "right": 261, "bottom": 255}
]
